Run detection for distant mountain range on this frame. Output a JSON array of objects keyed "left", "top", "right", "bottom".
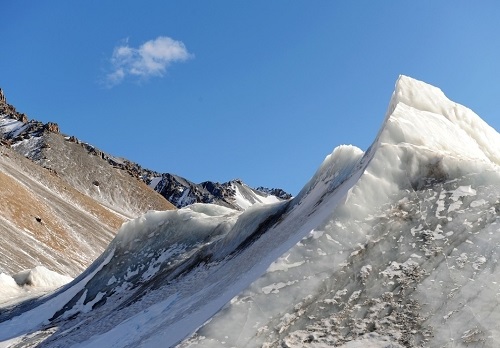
[{"left": 150, "top": 174, "right": 291, "bottom": 210}]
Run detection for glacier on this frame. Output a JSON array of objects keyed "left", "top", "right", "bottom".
[
  {"left": 182, "top": 76, "right": 500, "bottom": 347},
  {"left": 2, "top": 76, "right": 500, "bottom": 347}
]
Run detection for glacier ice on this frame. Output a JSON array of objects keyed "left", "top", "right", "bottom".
[
  {"left": 178, "top": 76, "right": 500, "bottom": 347},
  {"left": 2, "top": 76, "right": 500, "bottom": 347}
]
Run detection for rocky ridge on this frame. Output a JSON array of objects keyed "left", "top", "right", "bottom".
[
  {"left": 151, "top": 174, "right": 291, "bottom": 210},
  {"left": 0, "top": 89, "right": 291, "bottom": 212},
  {"left": 0, "top": 90, "right": 174, "bottom": 218},
  {"left": 255, "top": 186, "right": 292, "bottom": 200},
  {"left": 0, "top": 88, "right": 59, "bottom": 148}
]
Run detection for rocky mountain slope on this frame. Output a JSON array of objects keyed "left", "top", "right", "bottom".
[
  {"left": 0, "top": 89, "right": 174, "bottom": 219},
  {"left": 3, "top": 76, "right": 500, "bottom": 348},
  {"left": 0, "top": 144, "right": 125, "bottom": 278},
  {"left": 0, "top": 88, "right": 289, "bottom": 215},
  {"left": 0, "top": 90, "right": 174, "bottom": 282}
]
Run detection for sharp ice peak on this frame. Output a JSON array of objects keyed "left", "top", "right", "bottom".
[{"left": 379, "top": 75, "right": 500, "bottom": 165}]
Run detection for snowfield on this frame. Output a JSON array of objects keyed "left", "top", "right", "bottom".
[{"left": 2, "top": 76, "right": 500, "bottom": 347}]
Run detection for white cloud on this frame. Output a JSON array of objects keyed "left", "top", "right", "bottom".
[{"left": 105, "top": 36, "right": 193, "bottom": 87}]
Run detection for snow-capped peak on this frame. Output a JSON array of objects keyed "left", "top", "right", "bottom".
[{"left": 151, "top": 173, "right": 291, "bottom": 210}]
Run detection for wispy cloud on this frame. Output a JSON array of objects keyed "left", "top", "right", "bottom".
[{"left": 104, "top": 36, "right": 193, "bottom": 87}]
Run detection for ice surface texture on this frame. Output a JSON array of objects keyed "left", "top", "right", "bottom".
[{"left": 2, "top": 76, "right": 500, "bottom": 348}]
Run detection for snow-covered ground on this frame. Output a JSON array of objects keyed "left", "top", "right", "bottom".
[
  {"left": 0, "top": 267, "right": 72, "bottom": 307},
  {"left": 2, "top": 76, "right": 500, "bottom": 347}
]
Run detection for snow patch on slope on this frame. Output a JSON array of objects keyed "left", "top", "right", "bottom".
[
  {"left": 0, "top": 267, "right": 73, "bottom": 306},
  {"left": 12, "top": 267, "right": 72, "bottom": 289},
  {"left": 0, "top": 251, "right": 114, "bottom": 341},
  {"left": 0, "top": 117, "right": 25, "bottom": 138},
  {"left": 231, "top": 182, "right": 281, "bottom": 210}
]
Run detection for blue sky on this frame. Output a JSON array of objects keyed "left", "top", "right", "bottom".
[{"left": 2, "top": 2, "right": 500, "bottom": 195}]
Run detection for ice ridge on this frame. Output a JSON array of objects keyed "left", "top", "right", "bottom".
[{"left": 384, "top": 75, "right": 500, "bottom": 164}]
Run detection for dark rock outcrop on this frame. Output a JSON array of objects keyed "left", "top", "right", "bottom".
[
  {"left": 256, "top": 187, "right": 293, "bottom": 200},
  {"left": 44, "top": 122, "right": 60, "bottom": 133}
]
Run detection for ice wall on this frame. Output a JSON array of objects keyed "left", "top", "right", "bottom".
[{"left": 181, "top": 76, "right": 500, "bottom": 347}]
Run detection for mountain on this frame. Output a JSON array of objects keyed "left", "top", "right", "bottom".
[
  {"left": 0, "top": 90, "right": 174, "bottom": 289},
  {"left": 0, "top": 88, "right": 289, "bottom": 214},
  {"left": 0, "top": 89, "right": 174, "bottom": 219},
  {"left": 255, "top": 186, "right": 292, "bottom": 200},
  {"left": 150, "top": 174, "right": 291, "bottom": 210},
  {"left": 0, "top": 88, "right": 286, "bottom": 281},
  {"left": 3, "top": 76, "right": 500, "bottom": 347}
]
